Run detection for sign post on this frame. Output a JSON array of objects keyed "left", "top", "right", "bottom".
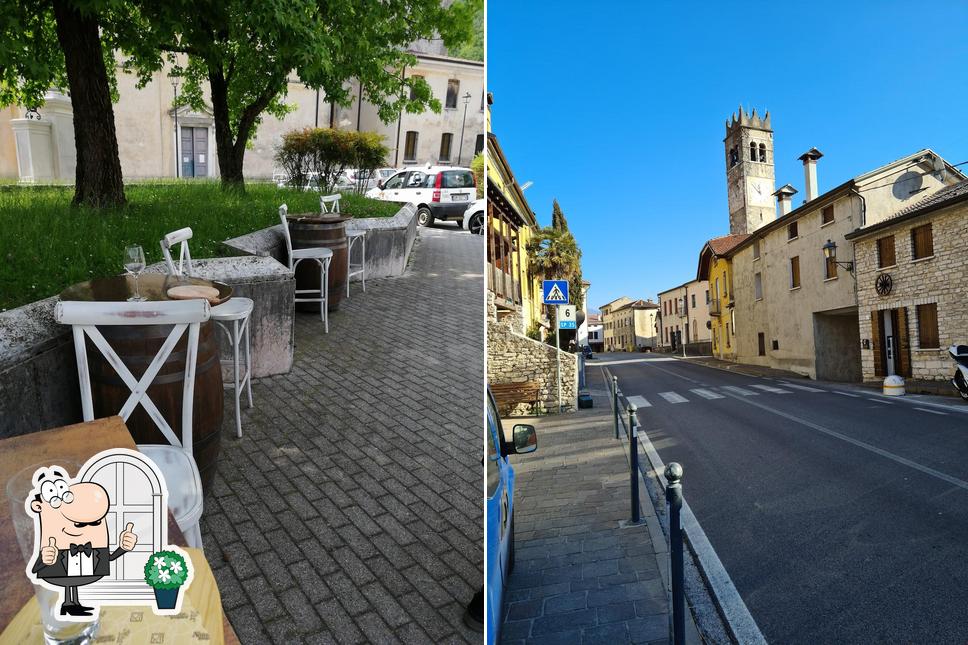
[{"left": 543, "top": 281, "right": 570, "bottom": 413}]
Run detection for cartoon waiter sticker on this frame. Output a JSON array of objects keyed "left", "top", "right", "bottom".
[{"left": 26, "top": 466, "right": 139, "bottom": 617}]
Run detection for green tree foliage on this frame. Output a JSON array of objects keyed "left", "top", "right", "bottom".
[
  {"left": 447, "top": 0, "right": 484, "bottom": 61},
  {"left": 528, "top": 199, "right": 585, "bottom": 348},
  {"left": 130, "top": 0, "right": 476, "bottom": 191},
  {"left": 0, "top": 1, "right": 131, "bottom": 207},
  {"left": 471, "top": 153, "right": 484, "bottom": 199}
]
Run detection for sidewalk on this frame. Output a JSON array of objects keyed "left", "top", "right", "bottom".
[
  {"left": 499, "top": 372, "right": 694, "bottom": 644},
  {"left": 201, "top": 225, "right": 484, "bottom": 644}
]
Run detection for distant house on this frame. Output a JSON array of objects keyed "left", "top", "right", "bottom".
[
  {"left": 657, "top": 280, "right": 711, "bottom": 351},
  {"left": 586, "top": 314, "right": 604, "bottom": 352}
]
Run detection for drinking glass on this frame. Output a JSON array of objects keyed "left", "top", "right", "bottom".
[
  {"left": 124, "top": 245, "right": 146, "bottom": 302},
  {"left": 6, "top": 461, "right": 99, "bottom": 644}
]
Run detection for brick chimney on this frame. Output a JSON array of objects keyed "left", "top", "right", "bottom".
[
  {"left": 773, "top": 184, "right": 798, "bottom": 216},
  {"left": 798, "top": 148, "right": 823, "bottom": 202}
]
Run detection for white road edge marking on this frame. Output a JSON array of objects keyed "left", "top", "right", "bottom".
[
  {"left": 750, "top": 384, "right": 792, "bottom": 394},
  {"left": 631, "top": 407, "right": 768, "bottom": 645},
  {"left": 658, "top": 391, "right": 689, "bottom": 404},
  {"left": 719, "top": 390, "right": 968, "bottom": 493},
  {"left": 834, "top": 391, "right": 860, "bottom": 398},
  {"left": 915, "top": 407, "right": 947, "bottom": 416},
  {"left": 627, "top": 395, "right": 652, "bottom": 408}
]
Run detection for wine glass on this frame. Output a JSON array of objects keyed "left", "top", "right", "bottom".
[{"left": 124, "top": 245, "right": 147, "bottom": 302}]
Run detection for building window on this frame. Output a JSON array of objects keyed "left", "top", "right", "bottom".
[
  {"left": 705, "top": 290, "right": 710, "bottom": 304},
  {"left": 821, "top": 204, "right": 835, "bottom": 225},
  {"left": 446, "top": 79, "right": 460, "bottom": 109},
  {"left": 404, "top": 131, "right": 418, "bottom": 161},
  {"left": 911, "top": 223, "right": 934, "bottom": 260},
  {"left": 758, "top": 332, "right": 766, "bottom": 356},
  {"left": 917, "top": 303, "right": 939, "bottom": 348},
  {"left": 758, "top": 143, "right": 767, "bottom": 163},
  {"left": 877, "top": 235, "right": 896, "bottom": 268},
  {"left": 409, "top": 75, "right": 424, "bottom": 100},
  {"left": 693, "top": 320, "right": 698, "bottom": 341},
  {"left": 790, "top": 256, "right": 801, "bottom": 289},
  {"left": 729, "top": 147, "right": 739, "bottom": 167},
  {"left": 788, "top": 221, "right": 798, "bottom": 240},
  {"left": 753, "top": 239, "right": 761, "bottom": 260},
  {"left": 749, "top": 142, "right": 757, "bottom": 161},
  {"left": 691, "top": 294, "right": 696, "bottom": 308},
  {"left": 474, "top": 134, "right": 484, "bottom": 156},
  {"left": 754, "top": 272, "right": 763, "bottom": 300},
  {"left": 825, "top": 255, "right": 838, "bottom": 280},
  {"left": 726, "top": 323, "right": 731, "bottom": 347},
  {"left": 439, "top": 133, "right": 453, "bottom": 162}
]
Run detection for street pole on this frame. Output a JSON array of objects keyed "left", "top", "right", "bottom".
[
  {"left": 612, "top": 375, "right": 619, "bottom": 439},
  {"left": 171, "top": 79, "right": 180, "bottom": 179},
  {"left": 556, "top": 321, "right": 562, "bottom": 413},
  {"left": 628, "top": 403, "right": 640, "bottom": 524},
  {"left": 665, "top": 462, "right": 685, "bottom": 645},
  {"left": 458, "top": 92, "right": 472, "bottom": 165}
]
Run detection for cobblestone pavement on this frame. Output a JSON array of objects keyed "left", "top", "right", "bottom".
[
  {"left": 202, "top": 224, "right": 485, "bottom": 644},
  {"left": 500, "top": 370, "right": 673, "bottom": 645}
]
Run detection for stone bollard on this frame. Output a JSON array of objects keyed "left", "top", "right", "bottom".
[{"left": 883, "top": 375, "right": 905, "bottom": 396}]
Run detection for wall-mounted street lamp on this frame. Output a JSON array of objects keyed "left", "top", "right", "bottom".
[
  {"left": 822, "top": 239, "right": 854, "bottom": 274},
  {"left": 457, "top": 91, "right": 473, "bottom": 165}
]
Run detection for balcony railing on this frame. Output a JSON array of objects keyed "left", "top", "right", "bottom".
[{"left": 488, "top": 261, "right": 522, "bottom": 307}]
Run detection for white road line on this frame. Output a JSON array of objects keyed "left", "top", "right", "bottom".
[
  {"left": 750, "top": 384, "right": 792, "bottom": 394},
  {"left": 834, "top": 391, "right": 860, "bottom": 398},
  {"left": 627, "top": 395, "right": 652, "bottom": 408},
  {"left": 658, "top": 391, "right": 689, "bottom": 404},
  {"left": 779, "top": 382, "right": 825, "bottom": 392},
  {"left": 718, "top": 390, "right": 968, "bottom": 493},
  {"left": 596, "top": 357, "right": 678, "bottom": 366},
  {"left": 720, "top": 385, "right": 758, "bottom": 396},
  {"left": 691, "top": 388, "right": 725, "bottom": 400},
  {"left": 915, "top": 407, "right": 947, "bottom": 416},
  {"left": 867, "top": 398, "right": 893, "bottom": 404}
]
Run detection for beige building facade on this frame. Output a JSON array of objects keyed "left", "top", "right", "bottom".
[
  {"left": 846, "top": 180, "right": 968, "bottom": 383},
  {"left": 729, "top": 147, "right": 964, "bottom": 381},
  {"left": 600, "top": 296, "right": 632, "bottom": 351},
  {"left": 0, "top": 52, "right": 484, "bottom": 182},
  {"left": 657, "top": 280, "right": 711, "bottom": 350},
  {"left": 608, "top": 300, "right": 659, "bottom": 351}
]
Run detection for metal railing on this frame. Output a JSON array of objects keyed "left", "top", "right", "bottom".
[{"left": 609, "top": 371, "right": 686, "bottom": 645}]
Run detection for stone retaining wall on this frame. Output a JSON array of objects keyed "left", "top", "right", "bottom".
[
  {"left": 487, "top": 301, "right": 578, "bottom": 416},
  {"left": 222, "top": 204, "right": 417, "bottom": 281}
]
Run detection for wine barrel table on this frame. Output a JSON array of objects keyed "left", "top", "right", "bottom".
[
  {"left": 60, "top": 274, "right": 231, "bottom": 492},
  {"left": 286, "top": 213, "right": 351, "bottom": 312}
]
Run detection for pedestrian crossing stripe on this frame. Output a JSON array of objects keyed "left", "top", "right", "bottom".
[
  {"left": 658, "top": 392, "right": 689, "bottom": 404},
  {"left": 690, "top": 388, "right": 724, "bottom": 400},
  {"left": 750, "top": 384, "right": 791, "bottom": 394},
  {"left": 780, "top": 382, "right": 825, "bottom": 393},
  {"left": 627, "top": 395, "right": 651, "bottom": 408},
  {"left": 721, "top": 385, "right": 758, "bottom": 396}
]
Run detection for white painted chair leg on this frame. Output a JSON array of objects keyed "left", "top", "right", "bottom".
[
  {"left": 233, "top": 319, "right": 242, "bottom": 439},
  {"left": 361, "top": 236, "right": 366, "bottom": 292},
  {"left": 244, "top": 318, "right": 253, "bottom": 408}
]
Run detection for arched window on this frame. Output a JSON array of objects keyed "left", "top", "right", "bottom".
[
  {"left": 749, "top": 142, "right": 757, "bottom": 161},
  {"left": 729, "top": 147, "right": 739, "bottom": 167},
  {"left": 759, "top": 143, "right": 767, "bottom": 163}
]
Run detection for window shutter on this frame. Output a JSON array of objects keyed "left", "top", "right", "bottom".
[
  {"left": 871, "top": 311, "right": 883, "bottom": 377},
  {"left": 896, "top": 307, "right": 911, "bottom": 377}
]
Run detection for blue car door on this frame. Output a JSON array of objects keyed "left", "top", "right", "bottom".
[{"left": 486, "top": 396, "right": 512, "bottom": 643}]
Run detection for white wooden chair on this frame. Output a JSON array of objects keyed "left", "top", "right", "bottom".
[
  {"left": 161, "top": 228, "right": 255, "bottom": 439},
  {"left": 279, "top": 203, "right": 332, "bottom": 331},
  {"left": 346, "top": 229, "right": 366, "bottom": 297},
  {"left": 55, "top": 299, "right": 210, "bottom": 548},
  {"left": 320, "top": 194, "right": 341, "bottom": 214}
]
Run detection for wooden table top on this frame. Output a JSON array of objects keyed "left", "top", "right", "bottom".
[
  {"left": 60, "top": 273, "right": 233, "bottom": 305},
  {"left": 0, "top": 417, "right": 239, "bottom": 644}
]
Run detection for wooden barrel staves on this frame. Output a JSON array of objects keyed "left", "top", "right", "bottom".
[
  {"left": 287, "top": 213, "right": 351, "bottom": 312},
  {"left": 86, "top": 321, "right": 224, "bottom": 492}
]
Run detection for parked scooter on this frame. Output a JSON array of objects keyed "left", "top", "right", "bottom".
[{"left": 949, "top": 344, "right": 968, "bottom": 401}]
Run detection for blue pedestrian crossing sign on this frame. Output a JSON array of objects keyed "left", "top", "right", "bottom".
[{"left": 542, "top": 280, "right": 569, "bottom": 305}]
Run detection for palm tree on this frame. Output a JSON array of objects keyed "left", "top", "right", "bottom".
[{"left": 527, "top": 200, "right": 584, "bottom": 345}]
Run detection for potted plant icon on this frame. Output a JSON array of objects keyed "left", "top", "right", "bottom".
[{"left": 144, "top": 549, "right": 191, "bottom": 610}]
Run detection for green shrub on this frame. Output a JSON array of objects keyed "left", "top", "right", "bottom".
[
  {"left": 471, "top": 153, "right": 484, "bottom": 199},
  {"left": 276, "top": 128, "right": 388, "bottom": 193}
]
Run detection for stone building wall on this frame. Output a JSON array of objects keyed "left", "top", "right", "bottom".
[
  {"left": 487, "top": 294, "right": 578, "bottom": 415},
  {"left": 854, "top": 202, "right": 968, "bottom": 382}
]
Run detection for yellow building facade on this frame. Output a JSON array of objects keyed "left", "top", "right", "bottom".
[
  {"left": 697, "top": 234, "right": 749, "bottom": 360},
  {"left": 485, "top": 95, "right": 544, "bottom": 335}
]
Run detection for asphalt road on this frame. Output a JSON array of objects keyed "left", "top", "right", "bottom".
[{"left": 594, "top": 352, "right": 968, "bottom": 645}]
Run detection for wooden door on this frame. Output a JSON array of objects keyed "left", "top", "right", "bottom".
[{"left": 193, "top": 128, "right": 208, "bottom": 177}]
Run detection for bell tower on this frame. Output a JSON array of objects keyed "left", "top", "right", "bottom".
[{"left": 724, "top": 106, "right": 775, "bottom": 234}]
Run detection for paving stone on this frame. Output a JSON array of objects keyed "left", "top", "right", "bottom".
[
  {"left": 597, "top": 601, "right": 637, "bottom": 624},
  {"left": 529, "top": 608, "right": 597, "bottom": 635},
  {"left": 583, "top": 621, "right": 631, "bottom": 644},
  {"left": 505, "top": 598, "right": 544, "bottom": 621},
  {"left": 203, "top": 227, "right": 482, "bottom": 644},
  {"left": 627, "top": 614, "right": 668, "bottom": 643},
  {"left": 543, "top": 590, "right": 587, "bottom": 615}
]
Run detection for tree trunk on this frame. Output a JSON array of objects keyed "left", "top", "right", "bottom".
[
  {"left": 207, "top": 68, "right": 245, "bottom": 191},
  {"left": 52, "top": 0, "right": 126, "bottom": 207}
]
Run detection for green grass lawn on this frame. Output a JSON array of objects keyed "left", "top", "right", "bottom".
[{"left": 0, "top": 181, "right": 400, "bottom": 312}]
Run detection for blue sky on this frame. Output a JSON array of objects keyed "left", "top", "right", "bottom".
[{"left": 487, "top": 1, "right": 968, "bottom": 311}]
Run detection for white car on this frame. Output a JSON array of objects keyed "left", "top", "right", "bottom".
[
  {"left": 463, "top": 199, "right": 485, "bottom": 235},
  {"left": 366, "top": 165, "right": 477, "bottom": 226}
]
